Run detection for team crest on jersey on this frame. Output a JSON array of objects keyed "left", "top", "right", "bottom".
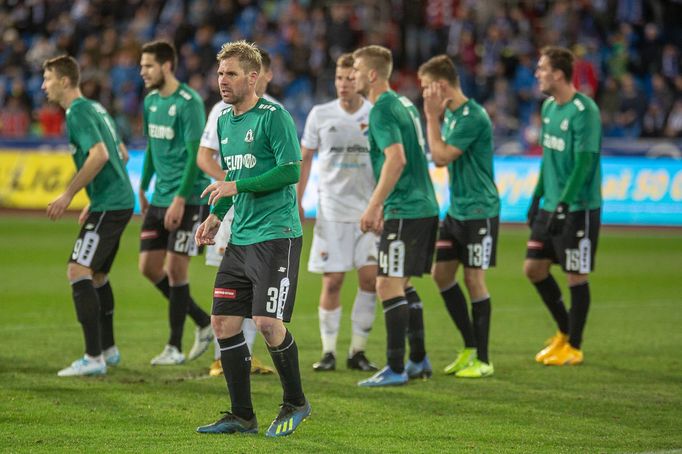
[
  {"left": 68, "top": 143, "right": 77, "bottom": 155},
  {"left": 560, "top": 119, "right": 569, "bottom": 131},
  {"left": 221, "top": 137, "right": 229, "bottom": 144},
  {"left": 543, "top": 117, "right": 549, "bottom": 124},
  {"left": 244, "top": 129, "right": 254, "bottom": 142},
  {"left": 150, "top": 105, "right": 157, "bottom": 112},
  {"left": 168, "top": 104, "right": 176, "bottom": 116},
  {"left": 360, "top": 123, "right": 369, "bottom": 136}
]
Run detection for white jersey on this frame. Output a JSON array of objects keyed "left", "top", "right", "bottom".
[
  {"left": 301, "top": 99, "right": 374, "bottom": 222},
  {"left": 201, "top": 94, "right": 280, "bottom": 151}
]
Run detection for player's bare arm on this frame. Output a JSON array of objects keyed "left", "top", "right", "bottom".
[
  {"left": 296, "top": 145, "right": 315, "bottom": 221},
  {"left": 423, "top": 82, "right": 462, "bottom": 167},
  {"left": 194, "top": 213, "right": 222, "bottom": 246},
  {"left": 197, "top": 146, "right": 227, "bottom": 181},
  {"left": 47, "top": 142, "right": 109, "bottom": 221},
  {"left": 360, "top": 143, "right": 405, "bottom": 234}
]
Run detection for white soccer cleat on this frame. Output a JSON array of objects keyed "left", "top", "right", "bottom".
[
  {"left": 57, "top": 356, "right": 107, "bottom": 377},
  {"left": 103, "top": 346, "right": 121, "bottom": 366},
  {"left": 188, "top": 325, "right": 214, "bottom": 361},
  {"left": 150, "top": 345, "right": 185, "bottom": 365}
]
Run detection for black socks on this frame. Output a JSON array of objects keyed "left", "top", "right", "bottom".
[
  {"left": 382, "top": 296, "right": 408, "bottom": 373},
  {"left": 218, "top": 333, "right": 254, "bottom": 420},
  {"left": 268, "top": 330, "right": 306, "bottom": 407},
  {"left": 71, "top": 278, "right": 101, "bottom": 357}
]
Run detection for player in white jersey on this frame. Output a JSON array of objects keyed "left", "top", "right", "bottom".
[
  {"left": 297, "top": 53, "right": 379, "bottom": 372},
  {"left": 197, "top": 48, "right": 279, "bottom": 376}
]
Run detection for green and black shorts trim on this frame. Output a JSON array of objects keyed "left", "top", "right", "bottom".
[
  {"left": 140, "top": 204, "right": 208, "bottom": 256},
  {"left": 68, "top": 208, "right": 133, "bottom": 273},
  {"left": 212, "top": 236, "right": 302, "bottom": 322},
  {"left": 436, "top": 215, "right": 499, "bottom": 269},
  {"left": 378, "top": 216, "right": 438, "bottom": 278},
  {"left": 526, "top": 209, "right": 601, "bottom": 273}
]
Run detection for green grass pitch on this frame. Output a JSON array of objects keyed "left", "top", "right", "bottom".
[{"left": 1, "top": 215, "right": 681, "bottom": 453}]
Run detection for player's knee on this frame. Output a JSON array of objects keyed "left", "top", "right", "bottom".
[
  {"left": 523, "top": 260, "right": 547, "bottom": 282},
  {"left": 375, "top": 277, "right": 402, "bottom": 300},
  {"left": 358, "top": 275, "right": 376, "bottom": 293},
  {"left": 92, "top": 273, "right": 108, "bottom": 287},
  {"left": 67, "top": 263, "right": 92, "bottom": 282},
  {"left": 463, "top": 272, "right": 483, "bottom": 293},
  {"left": 431, "top": 266, "right": 452, "bottom": 289},
  {"left": 322, "top": 277, "right": 343, "bottom": 296}
]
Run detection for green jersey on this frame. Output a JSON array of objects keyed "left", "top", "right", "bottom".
[
  {"left": 143, "top": 83, "right": 210, "bottom": 206},
  {"left": 66, "top": 97, "right": 134, "bottom": 211},
  {"left": 443, "top": 99, "right": 500, "bottom": 220},
  {"left": 368, "top": 90, "right": 438, "bottom": 220},
  {"left": 217, "top": 98, "right": 302, "bottom": 245},
  {"left": 540, "top": 92, "right": 602, "bottom": 211}
]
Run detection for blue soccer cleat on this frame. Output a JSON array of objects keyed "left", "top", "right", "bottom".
[
  {"left": 357, "top": 365, "right": 408, "bottom": 387},
  {"left": 196, "top": 412, "right": 258, "bottom": 434},
  {"left": 405, "top": 355, "right": 433, "bottom": 379},
  {"left": 265, "top": 400, "right": 311, "bottom": 437}
]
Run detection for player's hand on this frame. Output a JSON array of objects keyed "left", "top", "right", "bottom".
[
  {"left": 202, "top": 181, "right": 237, "bottom": 206},
  {"left": 527, "top": 196, "right": 540, "bottom": 228},
  {"left": 546, "top": 202, "right": 569, "bottom": 236},
  {"left": 360, "top": 202, "right": 383, "bottom": 234},
  {"left": 195, "top": 214, "right": 221, "bottom": 246},
  {"left": 422, "top": 81, "right": 450, "bottom": 119},
  {"left": 78, "top": 204, "right": 90, "bottom": 226},
  {"left": 138, "top": 189, "right": 149, "bottom": 217},
  {"left": 164, "top": 196, "right": 185, "bottom": 231},
  {"left": 46, "top": 192, "right": 73, "bottom": 221}
]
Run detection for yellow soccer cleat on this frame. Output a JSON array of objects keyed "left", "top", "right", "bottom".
[
  {"left": 209, "top": 359, "right": 223, "bottom": 377},
  {"left": 535, "top": 331, "right": 568, "bottom": 363},
  {"left": 251, "top": 356, "right": 275, "bottom": 375},
  {"left": 543, "top": 343, "right": 583, "bottom": 366}
]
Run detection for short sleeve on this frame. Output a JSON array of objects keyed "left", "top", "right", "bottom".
[
  {"left": 181, "top": 97, "right": 206, "bottom": 143},
  {"left": 200, "top": 102, "right": 225, "bottom": 150},
  {"left": 572, "top": 103, "right": 601, "bottom": 154},
  {"left": 268, "top": 109, "right": 302, "bottom": 165},
  {"left": 69, "top": 105, "right": 103, "bottom": 153},
  {"left": 444, "top": 113, "right": 481, "bottom": 153},
  {"left": 370, "top": 105, "right": 402, "bottom": 151},
  {"left": 300, "top": 106, "right": 319, "bottom": 150}
]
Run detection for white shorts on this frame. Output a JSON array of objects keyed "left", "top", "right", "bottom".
[
  {"left": 308, "top": 218, "right": 379, "bottom": 273},
  {"left": 205, "top": 207, "right": 234, "bottom": 267}
]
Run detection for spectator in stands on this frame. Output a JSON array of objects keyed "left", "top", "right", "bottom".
[{"left": 615, "top": 73, "right": 646, "bottom": 138}]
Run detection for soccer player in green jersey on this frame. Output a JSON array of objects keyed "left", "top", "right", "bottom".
[
  {"left": 42, "top": 55, "right": 135, "bottom": 377},
  {"left": 420, "top": 55, "right": 500, "bottom": 378},
  {"left": 138, "top": 41, "right": 213, "bottom": 366},
  {"left": 525, "top": 46, "right": 602, "bottom": 366},
  {"left": 194, "top": 41, "right": 310, "bottom": 437},
  {"left": 352, "top": 45, "right": 440, "bottom": 387}
]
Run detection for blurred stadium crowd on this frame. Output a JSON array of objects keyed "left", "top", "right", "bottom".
[{"left": 1, "top": 0, "right": 682, "bottom": 148}]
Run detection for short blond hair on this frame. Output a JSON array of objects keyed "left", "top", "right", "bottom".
[
  {"left": 353, "top": 45, "right": 393, "bottom": 80},
  {"left": 336, "top": 53, "right": 354, "bottom": 69},
  {"left": 217, "top": 40, "right": 262, "bottom": 74}
]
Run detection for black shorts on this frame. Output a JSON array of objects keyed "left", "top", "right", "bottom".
[
  {"left": 140, "top": 204, "right": 208, "bottom": 256},
  {"left": 68, "top": 209, "right": 133, "bottom": 273},
  {"left": 212, "top": 237, "right": 302, "bottom": 322},
  {"left": 526, "top": 209, "right": 601, "bottom": 273},
  {"left": 378, "top": 216, "right": 438, "bottom": 278},
  {"left": 436, "top": 215, "right": 499, "bottom": 269}
]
